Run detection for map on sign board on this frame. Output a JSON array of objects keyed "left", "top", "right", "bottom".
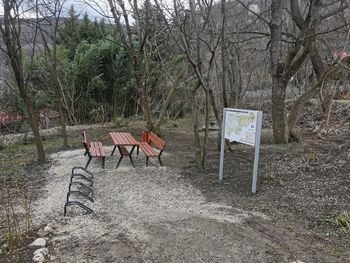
[{"left": 224, "top": 110, "right": 257, "bottom": 146}]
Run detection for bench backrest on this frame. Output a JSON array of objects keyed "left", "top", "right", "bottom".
[
  {"left": 149, "top": 131, "right": 166, "bottom": 150},
  {"left": 82, "top": 131, "right": 90, "bottom": 151}
]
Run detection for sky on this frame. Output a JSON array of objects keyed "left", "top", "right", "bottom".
[
  {"left": 0, "top": 0, "right": 110, "bottom": 20},
  {"left": 64, "top": 0, "right": 110, "bottom": 20},
  {"left": 0, "top": 1, "right": 260, "bottom": 21}
]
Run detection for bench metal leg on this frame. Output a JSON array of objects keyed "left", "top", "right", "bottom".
[
  {"left": 146, "top": 157, "right": 149, "bottom": 167},
  {"left": 102, "top": 157, "right": 105, "bottom": 169},
  {"left": 116, "top": 156, "right": 123, "bottom": 168},
  {"left": 85, "top": 157, "right": 92, "bottom": 169},
  {"left": 111, "top": 146, "right": 117, "bottom": 156},
  {"left": 158, "top": 156, "right": 163, "bottom": 166}
]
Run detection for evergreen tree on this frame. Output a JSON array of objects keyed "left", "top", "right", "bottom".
[{"left": 58, "top": 5, "right": 81, "bottom": 59}]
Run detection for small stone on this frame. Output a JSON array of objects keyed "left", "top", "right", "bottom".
[
  {"left": 37, "top": 228, "right": 49, "bottom": 237},
  {"left": 0, "top": 244, "right": 7, "bottom": 255},
  {"left": 33, "top": 253, "right": 45, "bottom": 262},
  {"left": 29, "top": 238, "right": 46, "bottom": 247},
  {"left": 44, "top": 225, "right": 54, "bottom": 233},
  {"left": 34, "top": 247, "right": 49, "bottom": 256}
]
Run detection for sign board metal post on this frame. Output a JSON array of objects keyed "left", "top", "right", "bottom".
[
  {"left": 251, "top": 111, "right": 262, "bottom": 193},
  {"left": 219, "top": 109, "right": 227, "bottom": 182},
  {"left": 218, "top": 108, "right": 263, "bottom": 194}
]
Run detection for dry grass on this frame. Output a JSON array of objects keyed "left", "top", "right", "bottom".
[
  {"left": 335, "top": 212, "right": 350, "bottom": 232},
  {"left": 1, "top": 183, "right": 32, "bottom": 262}
]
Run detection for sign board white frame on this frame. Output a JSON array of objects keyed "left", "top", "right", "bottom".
[{"left": 219, "top": 108, "right": 263, "bottom": 193}]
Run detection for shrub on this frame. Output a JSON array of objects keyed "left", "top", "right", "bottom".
[
  {"left": 113, "top": 117, "right": 127, "bottom": 128},
  {"left": 335, "top": 212, "right": 350, "bottom": 232}
]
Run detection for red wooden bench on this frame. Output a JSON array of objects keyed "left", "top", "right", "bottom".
[
  {"left": 139, "top": 131, "right": 166, "bottom": 166},
  {"left": 82, "top": 131, "right": 105, "bottom": 169}
]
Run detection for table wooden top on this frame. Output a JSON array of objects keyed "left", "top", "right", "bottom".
[{"left": 109, "top": 132, "right": 139, "bottom": 146}]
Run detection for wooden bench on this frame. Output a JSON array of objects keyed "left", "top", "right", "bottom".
[
  {"left": 139, "top": 131, "right": 166, "bottom": 166},
  {"left": 82, "top": 131, "right": 105, "bottom": 169}
]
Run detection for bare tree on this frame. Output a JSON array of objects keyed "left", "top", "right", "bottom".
[
  {"left": 107, "top": 0, "right": 154, "bottom": 131},
  {"left": 28, "top": 0, "right": 70, "bottom": 148},
  {"left": 0, "top": 0, "right": 45, "bottom": 161},
  {"left": 269, "top": 0, "right": 348, "bottom": 142}
]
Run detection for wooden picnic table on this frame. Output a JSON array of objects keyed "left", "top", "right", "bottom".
[{"left": 109, "top": 132, "right": 139, "bottom": 167}]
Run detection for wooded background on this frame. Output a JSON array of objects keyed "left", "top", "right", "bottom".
[{"left": 0, "top": 0, "right": 349, "bottom": 166}]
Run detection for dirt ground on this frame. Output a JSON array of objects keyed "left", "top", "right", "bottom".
[{"left": 1, "top": 122, "right": 350, "bottom": 263}]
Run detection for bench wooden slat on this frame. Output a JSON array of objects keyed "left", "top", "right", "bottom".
[
  {"left": 140, "top": 142, "right": 158, "bottom": 157},
  {"left": 90, "top": 142, "right": 100, "bottom": 156},
  {"left": 97, "top": 142, "right": 105, "bottom": 156},
  {"left": 149, "top": 132, "right": 166, "bottom": 150},
  {"left": 139, "top": 131, "right": 166, "bottom": 166},
  {"left": 82, "top": 131, "right": 105, "bottom": 169},
  {"left": 90, "top": 142, "right": 96, "bottom": 156},
  {"left": 88, "top": 141, "right": 105, "bottom": 157}
]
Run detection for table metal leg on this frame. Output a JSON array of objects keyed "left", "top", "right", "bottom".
[
  {"left": 111, "top": 146, "right": 117, "bottom": 156},
  {"left": 129, "top": 155, "right": 135, "bottom": 167},
  {"left": 129, "top": 145, "right": 136, "bottom": 155}
]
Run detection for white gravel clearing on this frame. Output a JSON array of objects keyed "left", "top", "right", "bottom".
[{"left": 31, "top": 147, "right": 264, "bottom": 262}]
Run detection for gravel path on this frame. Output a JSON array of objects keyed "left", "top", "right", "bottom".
[{"left": 31, "top": 147, "right": 336, "bottom": 263}]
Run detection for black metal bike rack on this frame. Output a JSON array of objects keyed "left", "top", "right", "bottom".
[
  {"left": 64, "top": 201, "right": 93, "bottom": 215},
  {"left": 72, "top": 166, "right": 93, "bottom": 178},
  {"left": 69, "top": 181, "right": 94, "bottom": 195},
  {"left": 64, "top": 166, "right": 95, "bottom": 216},
  {"left": 70, "top": 173, "right": 93, "bottom": 186}
]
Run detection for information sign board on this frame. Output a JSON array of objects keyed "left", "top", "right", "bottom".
[
  {"left": 224, "top": 110, "right": 258, "bottom": 146},
  {"left": 219, "top": 108, "right": 263, "bottom": 193}
]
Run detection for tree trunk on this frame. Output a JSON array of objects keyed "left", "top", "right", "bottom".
[
  {"left": 220, "top": 0, "right": 228, "bottom": 108},
  {"left": 287, "top": 64, "right": 338, "bottom": 137},
  {"left": 190, "top": 84, "right": 203, "bottom": 168},
  {"left": 317, "top": 79, "right": 339, "bottom": 138},
  {"left": 272, "top": 78, "right": 289, "bottom": 143},
  {"left": 154, "top": 73, "right": 182, "bottom": 134},
  {"left": 57, "top": 98, "right": 68, "bottom": 148},
  {"left": 270, "top": 0, "right": 288, "bottom": 143},
  {"left": 23, "top": 91, "right": 46, "bottom": 161},
  {"left": 0, "top": 1, "right": 45, "bottom": 161},
  {"left": 287, "top": 81, "right": 322, "bottom": 138},
  {"left": 201, "top": 90, "right": 209, "bottom": 167},
  {"left": 134, "top": 66, "right": 153, "bottom": 131}
]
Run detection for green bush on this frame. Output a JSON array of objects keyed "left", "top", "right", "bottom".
[{"left": 113, "top": 117, "right": 127, "bottom": 128}]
